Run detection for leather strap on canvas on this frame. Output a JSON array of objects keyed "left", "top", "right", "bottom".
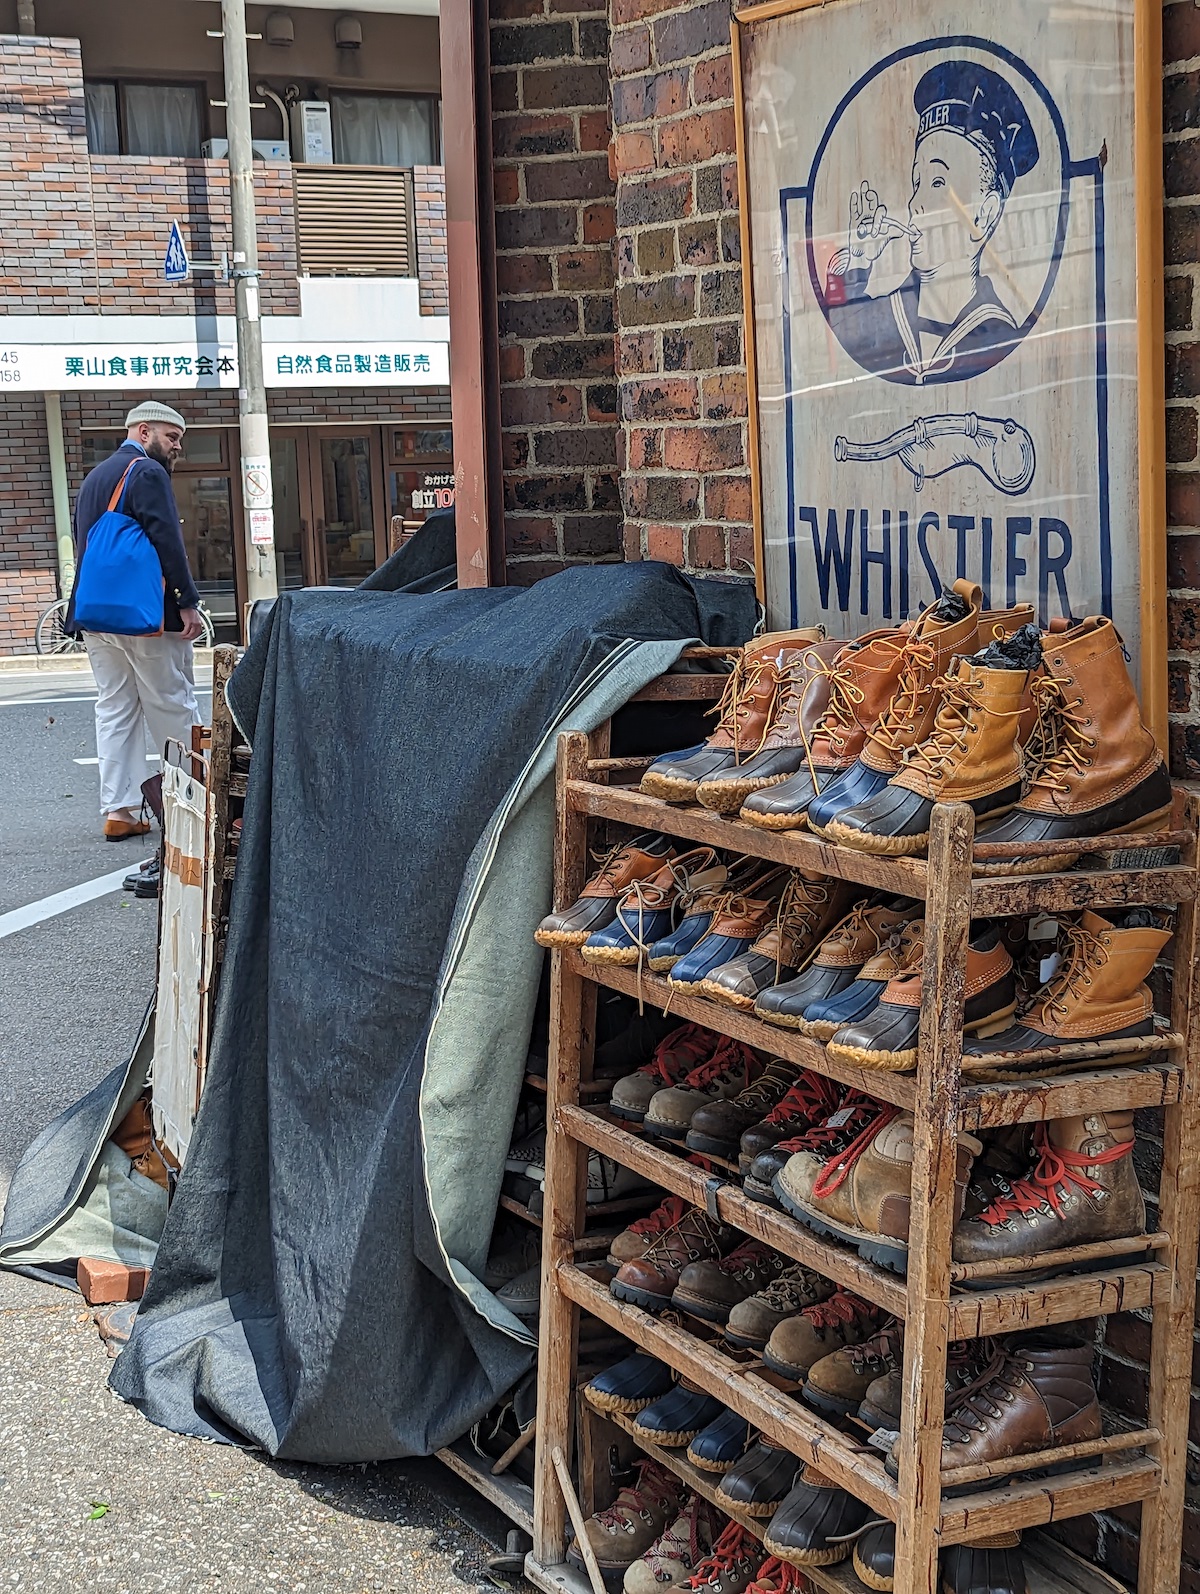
[{"left": 106, "top": 458, "right": 141, "bottom": 514}]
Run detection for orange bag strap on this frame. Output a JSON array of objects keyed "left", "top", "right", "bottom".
[{"left": 106, "top": 458, "right": 141, "bottom": 514}]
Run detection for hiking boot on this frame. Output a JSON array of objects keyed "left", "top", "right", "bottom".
[
  {"left": 826, "top": 925, "right": 1016, "bottom": 1072},
  {"left": 762, "top": 1290, "right": 882, "bottom": 1380},
  {"left": 640, "top": 631, "right": 825, "bottom": 802},
  {"left": 745, "top": 1558, "right": 811, "bottom": 1594},
  {"left": 687, "top": 1062, "right": 799, "bottom": 1157},
  {"left": 699, "top": 875, "right": 861, "bottom": 1010},
  {"left": 611, "top": 1208, "right": 733, "bottom": 1311},
  {"left": 644, "top": 1038, "right": 764, "bottom": 1142},
  {"left": 775, "top": 1107, "right": 982, "bottom": 1275},
  {"left": 961, "top": 1125, "right": 1036, "bottom": 1221},
  {"left": 687, "top": 1408, "right": 754, "bottom": 1473},
  {"left": 802, "top": 1319, "right": 903, "bottom": 1419},
  {"left": 718, "top": 1441, "right": 800, "bottom": 1515},
  {"left": 483, "top": 1225, "right": 541, "bottom": 1291},
  {"left": 762, "top": 1467, "right": 869, "bottom": 1566},
  {"left": 695, "top": 639, "right": 846, "bottom": 813},
  {"left": 583, "top": 849, "right": 727, "bottom": 966},
  {"left": 624, "top": 1498, "right": 724, "bottom": 1594},
  {"left": 672, "top": 1238, "right": 791, "bottom": 1323},
  {"left": 584, "top": 1353, "right": 676, "bottom": 1416},
  {"left": 974, "top": 614, "right": 1173, "bottom": 874},
  {"left": 647, "top": 857, "right": 761, "bottom": 972},
  {"left": 858, "top": 1339, "right": 992, "bottom": 1432},
  {"left": 739, "top": 626, "right": 909, "bottom": 830},
  {"left": 569, "top": 1460, "right": 687, "bottom": 1575},
  {"left": 679, "top": 1522, "right": 765, "bottom": 1594},
  {"left": 724, "top": 1264, "right": 836, "bottom": 1350},
  {"left": 738, "top": 1071, "right": 843, "bottom": 1171},
  {"left": 609, "top": 1024, "right": 723, "bottom": 1123},
  {"left": 754, "top": 898, "right": 917, "bottom": 1031},
  {"left": 825, "top": 627, "right": 1040, "bottom": 855},
  {"left": 667, "top": 869, "right": 790, "bottom": 994},
  {"left": 633, "top": 1383, "right": 726, "bottom": 1446},
  {"left": 889, "top": 1336, "right": 1100, "bottom": 1478},
  {"left": 608, "top": 1194, "right": 692, "bottom": 1269},
  {"left": 742, "top": 1090, "right": 885, "bottom": 1205},
  {"left": 536, "top": 833, "right": 675, "bottom": 947},
  {"left": 794, "top": 920, "right": 924, "bottom": 1043},
  {"left": 963, "top": 909, "right": 1171, "bottom": 1060},
  {"left": 953, "top": 1111, "right": 1145, "bottom": 1277}
]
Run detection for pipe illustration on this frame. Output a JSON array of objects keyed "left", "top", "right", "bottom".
[{"left": 834, "top": 413, "right": 1036, "bottom": 494}]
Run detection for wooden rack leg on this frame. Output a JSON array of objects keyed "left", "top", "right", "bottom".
[
  {"left": 533, "top": 730, "right": 596, "bottom": 1567},
  {"left": 1139, "top": 790, "right": 1200, "bottom": 1590},
  {"left": 892, "top": 802, "right": 974, "bottom": 1594}
]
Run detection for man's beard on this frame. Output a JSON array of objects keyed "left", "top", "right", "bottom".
[{"left": 144, "top": 438, "right": 176, "bottom": 472}]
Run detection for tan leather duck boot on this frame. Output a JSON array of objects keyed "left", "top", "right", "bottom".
[
  {"left": 953, "top": 1110, "right": 1145, "bottom": 1276},
  {"left": 753, "top": 898, "right": 917, "bottom": 1031},
  {"left": 825, "top": 626, "right": 1038, "bottom": 855},
  {"left": 667, "top": 867, "right": 790, "bottom": 994},
  {"left": 640, "top": 630, "right": 824, "bottom": 802},
  {"left": 738, "top": 625, "right": 909, "bottom": 830},
  {"left": 536, "top": 832, "right": 675, "bottom": 947},
  {"left": 698, "top": 873, "right": 861, "bottom": 1010},
  {"left": 975, "top": 614, "right": 1172, "bottom": 873}
]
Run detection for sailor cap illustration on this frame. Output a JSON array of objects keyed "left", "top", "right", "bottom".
[{"left": 913, "top": 61, "right": 1039, "bottom": 196}]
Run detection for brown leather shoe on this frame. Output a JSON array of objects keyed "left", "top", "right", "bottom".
[
  {"left": 858, "top": 1338, "right": 993, "bottom": 1432},
  {"left": 762, "top": 1289, "right": 882, "bottom": 1380},
  {"left": 666, "top": 868, "right": 789, "bottom": 995},
  {"left": 802, "top": 1319, "right": 903, "bottom": 1419},
  {"left": 607, "top": 1194, "right": 691, "bottom": 1269},
  {"left": 686, "top": 1061, "right": 799, "bottom": 1157},
  {"left": 104, "top": 815, "right": 151, "bottom": 840},
  {"left": 610, "top": 1207, "right": 733, "bottom": 1311},
  {"left": 535, "top": 833, "right": 674, "bottom": 947},
  {"left": 724, "top": 1262, "right": 835, "bottom": 1350},
  {"left": 742, "top": 1088, "right": 886, "bottom": 1204},
  {"left": 609, "top": 1024, "right": 723, "bottom": 1123},
  {"left": 738, "top": 1070, "right": 843, "bottom": 1172},
  {"left": 679, "top": 1522, "right": 766, "bottom": 1594},
  {"left": 569, "top": 1459, "right": 687, "bottom": 1574},
  {"left": 698, "top": 875, "right": 861, "bottom": 1010},
  {"left": 643, "top": 1037, "right": 764, "bottom": 1142},
  {"left": 581, "top": 848, "right": 727, "bottom": 967},
  {"left": 671, "top": 1238, "right": 790, "bottom": 1324},
  {"left": 753, "top": 898, "right": 917, "bottom": 1032}
]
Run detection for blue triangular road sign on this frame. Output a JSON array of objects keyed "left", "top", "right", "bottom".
[{"left": 164, "top": 220, "right": 190, "bottom": 282}]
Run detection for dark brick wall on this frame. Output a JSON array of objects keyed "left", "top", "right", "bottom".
[{"left": 414, "top": 165, "right": 449, "bottom": 316}]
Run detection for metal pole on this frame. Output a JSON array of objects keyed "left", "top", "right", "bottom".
[
  {"left": 44, "top": 392, "right": 74, "bottom": 595},
  {"left": 220, "top": 0, "right": 277, "bottom": 625}
]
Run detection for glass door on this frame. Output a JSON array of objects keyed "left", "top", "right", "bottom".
[
  {"left": 172, "top": 429, "right": 238, "bottom": 642},
  {"left": 270, "top": 431, "right": 316, "bottom": 592},
  {"left": 312, "top": 431, "right": 385, "bottom": 585}
]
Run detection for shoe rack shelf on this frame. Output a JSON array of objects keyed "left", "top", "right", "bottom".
[{"left": 527, "top": 724, "right": 1200, "bottom": 1594}]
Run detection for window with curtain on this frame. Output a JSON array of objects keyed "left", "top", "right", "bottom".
[
  {"left": 83, "top": 81, "right": 204, "bottom": 158},
  {"left": 329, "top": 93, "right": 439, "bottom": 167},
  {"left": 84, "top": 83, "right": 119, "bottom": 155}
]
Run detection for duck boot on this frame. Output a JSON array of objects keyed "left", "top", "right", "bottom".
[
  {"left": 852, "top": 1521, "right": 896, "bottom": 1590},
  {"left": 762, "top": 1468, "right": 870, "bottom": 1567},
  {"left": 953, "top": 1111, "right": 1145, "bottom": 1281},
  {"left": 941, "top": 1534, "right": 1026, "bottom": 1594},
  {"left": 633, "top": 1382, "right": 726, "bottom": 1446},
  {"left": 610, "top": 1208, "right": 733, "bottom": 1311},
  {"left": 796, "top": 920, "right": 924, "bottom": 1043},
  {"left": 775, "top": 1108, "right": 982, "bottom": 1275},
  {"left": 687, "top": 1408, "right": 754, "bottom": 1473},
  {"left": 583, "top": 848, "right": 727, "bottom": 966},
  {"left": 536, "top": 832, "right": 675, "bottom": 947},
  {"left": 974, "top": 614, "right": 1173, "bottom": 874},
  {"left": 858, "top": 1339, "right": 992, "bottom": 1433},
  {"left": 963, "top": 908, "right": 1171, "bottom": 1062},
  {"left": 739, "top": 625, "right": 909, "bottom": 831},
  {"left": 569, "top": 1460, "right": 687, "bottom": 1579},
  {"left": 826, "top": 925, "right": 1016, "bottom": 1072},
  {"left": 802, "top": 1319, "right": 903, "bottom": 1419},
  {"left": 672, "top": 1238, "right": 790, "bottom": 1324},
  {"left": 647, "top": 856, "right": 761, "bottom": 972},
  {"left": 753, "top": 898, "right": 916, "bottom": 1031},
  {"left": 585, "top": 1354, "right": 676, "bottom": 1416},
  {"left": 718, "top": 1441, "right": 801, "bottom": 1517},
  {"left": 687, "top": 1062, "right": 800, "bottom": 1158},
  {"left": 643, "top": 1037, "right": 763, "bottom": 1143},
  {"left": 699, "top": 874, "right": 861, "bottom": 1010},
  {"left": 666, "top": 868, "right": 789, "bottom": 995},
  {"left": 724, "top": 1263, "right": 836, "bottom": 1351},
  {"left": 640, "top": 630, "right": 824, "bottom": 802},
  {"left": 742, "top": 1089, "right": 887, "bottom": 1204},
  {"left": 738, "top": 1070, "right": 843, "bottom": 1173},
  {"left": 761, "top": 1289, "right": 882, "bottom": 1381},
  {"left": 694, "top": 639, "right": 845, "bottom": 814}
]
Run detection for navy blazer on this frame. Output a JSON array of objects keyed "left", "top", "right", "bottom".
[{"left": 66, "top": 441, "right": 201, "bottom": 634}]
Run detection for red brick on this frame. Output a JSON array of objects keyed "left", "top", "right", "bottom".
[
  {"left": 494, "top": 166, "right": 521, "bottom": 205},
  {"left": 654, "top": 1, "right": 732, "bottom": 65},
  {"left": 1169, "top": 405, "right": 1199, "bottom": 463},
  {"left": 623, "top": 473, "right": 700, "bottom": 519},
  {"left": 1167, "top": 341, "right": 1200, "bottom": 398},
  {"left": 623, "top": 523, "right": 644, "bottom": 560},
  {"left": 499, "top": 344, "right": 526, "bottom": 381},
  {"left": 611, "top": 23, "right": 651, "bottom": 74},
  {"left": 500, "top": 385, "right": 583, "bottom": 426},
  {"left": 523, "top": 64, "right": 609, "bottom": 110},
  {"left": 583, "top": 202, "right": 617, "bottom": 241},
  {"left": 612, "top": 0, "right": 688, "bottom": 24},
  {"left": 687, "top": 522, "right": 728, "bottom": 570},
  {"left": 579, "top": 110, "right": 611, "bottom": 151},
  {"left": 77, "top": 1257, "right": 149, "bottom": 1305},
  {"left": 502, "top": 432, "right": 531, "bottom": 469},
  {"left": 658, "top": 108, "right": 738, "bottom": 168},
  {"left": 525, "top": 155, "right": 613, "bottom": 202},
  {"left": 497, "top": 254, "right": 555, "bottom": 294},
  {"left": 1168, "top": 470, "right": 1200, "bottom": 526},
  {"left": 556, "top": 249, "right": 614, "bottom": 289},
  {"left": 587, "top": 382, "right": 619, "bottom": 422},
  {"left": 619, "top": 331, "right": 658, "bottom": 374},
  {"left": 617, "top": 275, "right": 696, "bottom": 326},
  {"left": 705, "top": 476, "right": 753, "bottom": 522},
  {"left": 663, "top": 424, "right": 744, "bottom": 472},
  {"left": 1167, "top": 2, "right": 1200, "bottom": 67},
  {"left": 645, "top": 523, "right": 685, "bottom": 563},
  {"left": 628, "top": 427, "right": 663, "bottom": 469},
  {"left": 1166, "top": 137, "right": 1200, "bottom": 200},
  {"left": 621, "top": 375, "right": 699, "bottom": 421},
  {"left": 613, "top": 130, "right": 656, "bottom": 175},
  {"left": 612, "top": 68, "right": 689, "bottom": 127},
  {"left": 694, "top": 53, "right": 733, "bottom": 104},
  {"left": 702, "top": 370, "right": 748, "bottom": 419},
  {"left": 492, "top": 71, "right": 520, "bottom": 111},
  {"left": 493, "top": 112, "right": 577, "bottom": 158},
  {"left": 490, "top": 0, "right": 548, "bottom": 19},
  {"left": 729, "top": 524, "right": 756, "bottom": 571}
]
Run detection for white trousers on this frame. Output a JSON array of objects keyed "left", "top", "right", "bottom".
[{"left": 85, "top": 632, "right": 201, "bottom": 815}]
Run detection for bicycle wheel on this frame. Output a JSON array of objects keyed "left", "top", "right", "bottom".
[
  {"left": 199, "top": 606, "right": 215, "bottom": 648},
  {"left": 35, "top": 598, "right": 84, "bottom": 656}
]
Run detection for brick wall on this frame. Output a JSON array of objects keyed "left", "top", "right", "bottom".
[
  {"left": 0, "top": 394, "right": 58, "bottom": 651},
  {"left": 414, "top": 166, "right": 449, "bottom": 316}
]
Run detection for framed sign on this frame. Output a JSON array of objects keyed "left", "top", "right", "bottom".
[{"left": 733, "top": 0, "right": 1166, "bottom": 741}]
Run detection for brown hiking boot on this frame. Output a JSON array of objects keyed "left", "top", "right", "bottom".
[
  {"left": 643, "top": 1037, "right": 764, "bottom": 1142},
  {"left": 974, "top": 615, "right": 1173, "bottom": 874},
  {"left": 858, "top": 1339, "right": 992, "bottom": 1432},
  {"left": 742, "top": 1088, "right": 886, "bottom": 1204},
  {"left": 611, "top": 1207, "right": 733, "bottom": 1311},
  {"left": 687, "top": 1061, "right": 800, "bottom": 1157},
  {"left": 739, "top": 626, "right": 909, "bottom": 830},
  {"left": 623, "top": 1497, "right": 724, "bottom": 1594},
  {"left": 762, "top": 1289, "right": 882, "bottom": 1380},
  {"left": 738, "top": 1070, "right": 843, "bottom": 1171},
  {"left": 609, "top": 1024, "right": 723, "bottom": 1123},
  {"left": 680, "top": 1523, "right": 766, "bottom": 1594},
  {"left": 775, "top": 1107, "right": 981, "bottom": 1275},
  {"left": 802, "top": 1319, "right": 903, "bottom": 1419},
  {"left": 953, "top": 1111, "right": 1145, "bottom": 1275},
  {"left": 569, "top": 1459, "right": 687, "bottom": 1574},
  {"left": 699, "top": 874, "right": 862, "bottom": 1010},
  {"left": 724, "top": 1263, "right": 836, "bottom": 1349},
  {"left": 754, "top": 898, "right": 917, "bottom": 1031},
  {"left": 607, "top": 1194, "right": 692, "bottom": 1269},
  {"left": 536, "top": 833, "right": 675, "bottom": 947},
  {"left": 672, "top": 1238, "right": 791, "bottom": 1323},
  {"left": 640, "top": 631, "right": 824, "bottom": 802},
  {"left": 962, "top": 1125, "right": 1035, "bottom": 1220}
]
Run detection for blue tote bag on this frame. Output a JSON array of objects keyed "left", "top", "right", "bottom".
[{"left": 73, "top": 459, "right": 165, "bottom": 635}]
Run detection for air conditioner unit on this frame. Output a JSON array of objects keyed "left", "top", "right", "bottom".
[
  {"left": 289, "top": 101, "right": 333, "bottom": 165},
  {"left": 201, "top": 138, "right": 292, "bottom": 161}
]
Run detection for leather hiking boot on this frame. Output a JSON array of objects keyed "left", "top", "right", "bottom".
[
  {"left": 672, "top": 1238, "right": 790, "bottom": 1323},
  {"left": 724, "top": 1263, "right": 835, "bottom": 1350},
  {"left": 858, "top": 1339, "right": 992, "bottom": 1432},
  {"left": 742, "top": 1089, "right": 886, "bottom": 1205},
  {"left": 953, "top": 1111, "right": 1145, "bottom": 1279},
  {"left": 647, "top": 856, "right": 762, "bottom": 972},
  {"left": 738, "top": 1070, "right": 843, "bottom": 1172},
  {"left": 718, "top": 1442, "right": 801, "bottom": 1516},
  {"left": 644, "top": 1037, "right": 764, "bottom": 1142},
  {"left": 687, "top": 1062, "right": 799, "bottom": 1157},
  {"left": 825, "top": 626, "right": 1040, "bottom": 855},
  {"left": 762, "top": 1289, "right": 882, "bottom": 1380},
  {"left": 687, "top": 1408, "right": 754, "bottom": 1473},
  {"left": 611, "top": 1208, "right": 733, "bottom": 1311},
  {"left": 739, "top": 626, "right": 908, "bottom": 831},
  {"left": 570, "top": 1460, "right": 686, "bottom": 1574},
  {"left": 695, "top": 639, "right": 845, "bottom": 813},
  {"left": 827, "top": 925, "right": 1016, "bottom": 1072},
  {"left": 608, "top": 1194, "right": 692, "bottom": 1269},
  {"left": 962, "top": 1126, "right": 1035, "bottom": 1221},
  {"left": 745, "top": 1557, "right": 810, "bottom": 1594},
  {"left": 584, "top": 1352, "right": 676, "bottom": 1415},
  {"left": 624, "top": 1497, "right": 724, "bottom": 1594},
  {"left": 974, "top": 614, "right": 1173, "bottom": 874},
  {"left": 583, "top": 848, "right": 726, "bottom": 966},
  {"left": 667, "top": 868, "right": 789, "bottom": 994},
  {"left": 754, "top": 898, "right": 917, "bottom": 1032},
  {"left": 609, "top": 1024, "right": 723, "bottom": 1123},
  {"left": 536, "top": 833, "right": 675, "bottom": 947},
  {"left": 640, "top": 631, "right": 824, "bottom": 802},
  {"left": 699, "top": 875, "right": 861, "bottom": 1010},
  {"left": 963, "top": 908, "right": 1171, "bottom": 1061},
  {"left": 795, "top": 920, "right": 924, "bottom": 1043},
  {"left": 762, "top": 1467, "right": 869, "bottom": 1567},
  {"left": 634, "top": 1383, "right": 726, "bottom": 1445},
  {"left": 802, "top": 1319, "right": 903, "bottom": 1419},
  {"left": 680, "top": 1523, "right": 765, "bottom": 1594},
  {"left": 887, "top": 1336, "right": 1100, "bottom": 1479}
]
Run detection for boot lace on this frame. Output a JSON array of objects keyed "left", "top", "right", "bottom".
[
  {"left": 588, "top": 837, "right": 663, "bottom": 892},
  {"left": 593, "top": 1461, "right": 680, "bottom": 1531},
  {"left": 709, "top": 654, "right": 781, "bottom": 760},
  {"left": 684, "top": 1522, "right": 758, "bottom": 1588},
  {"left": 732, "top": 1066, "right": 796, "bottom": 1113},
  {"left": 642, "top": 1209, "right": 725, "bottom": 1265},
  {"left": 899, "top": 669, "right": 1023, "bottom": 789},
  {"left": 847, "top": 1320, "right": 903, "bottom": 1374},
  {"left": 801, "top": 1289, "right": 876, "bottom": 1332},
  {"left": 636, "top": 1023, "right": 715, "bottom": 1086},
  {"left": 1024, "top": 923, "right": 1108, "bottom": 1031},
  {"left": 761, "top": 1071, "right": 842, "bottom": 1127},
  {"left": 772, "top": 1092, "right": 884, "bottom": 1157},
  {"left": 942, "top": 1352, "right": 1028, "bottom": 1446},
  {"left": 755, "top": 1264, "right": 827, "bottom": 1310},
  {"left": 811, "top": 1104, "right": 901, "bottom": 1199},
  {"left": 625, "top": 1194, "right": 690, "bottom": 1239},
  {"left": 714, "top": 1239, "right": 779, "bottom": 1280},
  {"left": 646, "top": 1499, "right": 719, "bottom": 1576},
  {"left": 975, "top": 1120, "right": 1131, "bottom": 1226},
  {"left": 1023, "top": 673, "right": 1096, "bottom": 806},
  {"left": 863, "top": 638, "right": 939, "bottom": 757},
  {"left": 747, "top": 1558, "right": 808, "bottom": 1594},
  {"left": 681, "top": 1037, "right": 759, "bottom": 1090},
  {"left": 764, "top": 874, "right": 837, "bottom": 979}
]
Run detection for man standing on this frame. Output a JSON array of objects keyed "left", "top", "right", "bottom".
[{"left": 66, "top": 401, "right": 204, "bottom": 840}]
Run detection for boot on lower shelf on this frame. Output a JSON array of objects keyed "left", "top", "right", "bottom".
[
  {"left": 742, "top": 1089, "right": 889, "bottom": 1205},
  {"left": 671, "top": 1238, "right": 792, "bottom": 1324},
  {"left": 568, "top": 1460, "right": 687, "bottom": 1579},
  {"left": 761, "top": 1289, "right": 883, "bottom": 1381},
  {"left": 686, "top": 1408, "right": 754, "bottom": 1474},
  {"left": 723, "top": 1263, "right": 836, "bottom": 1351},
  {"left": 698, "top": 875, "right": 861, "bottom": 1011},
  {"left": 609, "top": 1024, "right": 725, "bottom": 1123},
  {"left": 857, "top": 1338, "right": 994, "bottom": 1433},
  {"left": 535, "top": 833, "right": 675, "bottom": 947},
  {"left": 718, "top": 1440, "right": 801, "bottom": 1516},
  {"left": 686, "top": 1063, "right": 799, "bottom": 1158},
  {"left": 762, "top": 1466, "right": 870, "bottom": 1566},
  {"left": 624, "top": 1497, "right": 724, "bottom": 1594},
  {"left": 752, "top": 899, "right": 917, "bottom": 1031},
  {"left": 737, "top": 1071, "right": 844, "bottom": 1175},
  {"left": 853, "top": 1521, "right": 1026, "bottom": 1594},
  {"left": 583, "top": 1352, "right": 676, "bottom": 1415},
  {"left": 802, "top": 1319, "right": 904, "bottom": 1419},
  {"left": 610, "top": 1207, "right": 734, "bottom": 1311},
  {"left": 679, "top": 1522, "right": 766, "bottom": 1594}
]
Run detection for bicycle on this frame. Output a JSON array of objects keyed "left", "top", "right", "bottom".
[{"left": 35, "top": 597, "right": 215, "bottom": 655}]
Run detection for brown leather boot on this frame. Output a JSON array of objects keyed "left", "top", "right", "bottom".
[
  {"left": 686, "top": 1062, "right": 800, "bottom": 1157},
  {"left": 953, "top": 1110, "right": 1145, "bottom": 1275},
  {"left": 535, "top": 833, "right": 674, "bottom": 947},
  {"left": 698, "top": 874, "right": 862, "bottom": 1010},
  {"left": 802, "top": 1319, "right": 903, "bottom": 1419},
  {"left": 975, "top": 615, "right": 1173, "bottom": 873},
  {"left": 738, "top": 625, "right": 909, "bottom": 830},
  {"left": 671, "top": 1237, "right": 791, "bottom": 1323},
  {"left": 858, "top": 1338, "right": 993, "bottom": 1432},
  {"left": 667, "top": 868, "right": 789, "bottom": 994},
  {"left": 753, "top": 898, "right": 918, "bottom": 1031},
  {"left": 610, "top": 1207, "right": 734, "bottom": 1311},
  {"left": 761, "top": 1289, "right": 883, "bottom": 1380},
  {"left": 640, "top": 630, "right": 825, "bottom": 802}
]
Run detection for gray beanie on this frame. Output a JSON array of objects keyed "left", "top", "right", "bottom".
[{"left": 125, "top": 400, "right": 187, "bottom": 431}]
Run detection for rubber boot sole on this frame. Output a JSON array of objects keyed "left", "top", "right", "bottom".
[
  {"left": 640, "top": 771, "right": 703, "bottom": 802},
  {"left": 852, "top": 1547, "right": 894, "bottom": 1590},
  {"left": 762, "top": 1530, "right": 853, "bottom": 1567},
  {"left": 535, "top": 927, "right": 596, "bottom": 949},
  {"left": 580, "top": 944, "right": 643, "bottom": 966},
  {"left": 609, "top": 1278, "right": 674, "bottom": 1311},
  {"left": 971, "top": 802, "right": 1175, "bottom": 877},
  {"left": 583, "top": 1387, "right": 666, "bottom": 1416},
  {"left": 722, "top": 1493, "right": 790, "bottom": 1519},
  {"left": 696, "top": 770, "right": 794, "bottom": 815},
  {"left": 826, "top": 1002, "right": 1017, "bottom": 1073},
  {"left": 737, "top": 807, "right": 811, "bottom": 832},
  {"left": 774, "top": 1176, "right": 910, "bottom": 1275},
  {"left": 696, "top": 979, "right": 760, "bottom": 1009}
]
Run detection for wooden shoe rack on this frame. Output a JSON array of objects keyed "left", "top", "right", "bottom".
[{"left": 526, "top": 719, "right": 1200, "bottom": 1594}]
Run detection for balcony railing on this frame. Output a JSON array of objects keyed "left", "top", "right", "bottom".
[{"left": 292, "top": 164, "right": 417, "bottom": 278}]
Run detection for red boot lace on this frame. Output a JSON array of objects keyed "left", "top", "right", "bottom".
[
  {"left": 637, "top": 1023, "right": 715, "bottom": 1085},
  {"left": 772, "top": 1091, "right": 886, "bottom": 1159},
  {"left": 593, "top": 1460, "right": 680, "bottom": 1528},
  {"left": 684, "top": 1522, "right": 758, "bottom": 1587},
  {"left": 624, "top": 1195, "right": 690, "bottom": 1241},
  {"left": 811, "top": 1104, "right": 901, "bottom": 1200},
  {"left": 801, "top": 1289, "right": 877, "bottom": 1332},
  {"left": 976, "top": 1122, "right": 1132, "bottom": 1226},
  {"left": 715, "top": 1239, "right": 775, "bottom": 1277},
  {"left": 747, "top": 1558, "right": 808, "bottom": 1594},
  {"left": 761, "top": 1071, "right": 842, "bottom": 1128},
  {"left": 681, "top": 1036, "right": 759, "bottom": 1091}
]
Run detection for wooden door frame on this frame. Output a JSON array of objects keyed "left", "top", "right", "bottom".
[
  {"left": 305, "top": 425, "right": 388, "bottom": 585},
  {"left": 271, "top": 425, "right": 323, "bottom": 589}
]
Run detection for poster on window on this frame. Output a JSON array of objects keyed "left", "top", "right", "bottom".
[{"left": 734, "top": 0, "right": 1163, "bottom": 701}]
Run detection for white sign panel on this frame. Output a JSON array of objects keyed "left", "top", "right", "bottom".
[
  {"left": 265, "top": 343, "right": 449, "bottom": 386},
  {"left": 0, "top": 341, "right": 449, "bottom": 392}
]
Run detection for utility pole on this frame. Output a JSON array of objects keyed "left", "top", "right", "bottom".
[
  {"left": 16, "top": 1, "right": 35, "bottom": 34},
  {"left": 220, "top": 0, "right": 278, "bottom": 619}
]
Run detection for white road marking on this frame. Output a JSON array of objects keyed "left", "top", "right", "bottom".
[
  {"left": 0, "top": 866, "right": 136, "bottom": 940},
  {"left": 0, "top": 692, "right": 213, "bottom": 708},
  {"left": 73, "top": 754, "right": 160, "bottom": 767}
]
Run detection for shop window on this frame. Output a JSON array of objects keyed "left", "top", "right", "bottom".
[
  {"left": 84, "top": 81, "right": 205, "bottom": 159},
  {"left": 330, "top": 92, "right": 440, "bottom": 167},
  {"left": 80, "top": 429, "right": 225, "bottom": 469},
  {"left": 387, "top": 425, "right": 453, "bottom": 545}
]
